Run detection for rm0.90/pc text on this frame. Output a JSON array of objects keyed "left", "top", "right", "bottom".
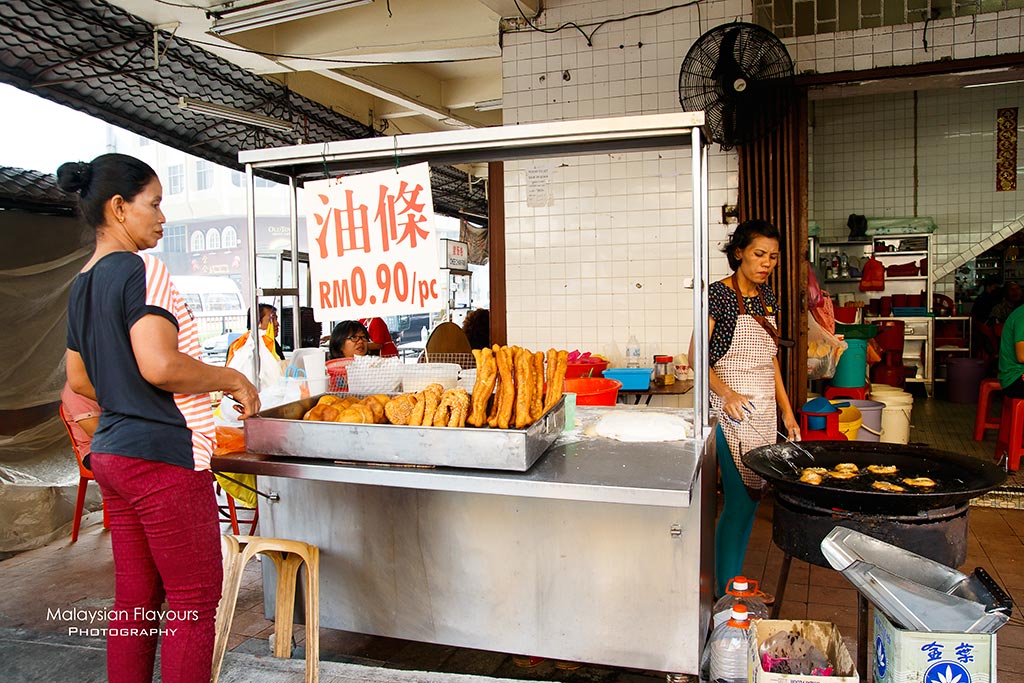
[{"left": 318, "top": 263, "right": 438, "bottom": 309}]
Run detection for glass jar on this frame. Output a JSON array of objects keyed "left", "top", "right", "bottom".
[{"left": 653, "top": 355, "right": 675, "bottom": 386}]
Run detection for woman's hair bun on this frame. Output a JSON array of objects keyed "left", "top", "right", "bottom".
[{"left": 56, "top": 161, "right": 93, "bottom": 195}]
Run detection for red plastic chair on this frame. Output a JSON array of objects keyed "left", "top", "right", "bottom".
[
  {"left": 798, "top": 410, "right": 847, "bottom": 441},
  {"left": 58, "top": 404, "right": 108, "bottom": 542},
  {"left": 995, "top": 398, "right": 1024, "bottom": 471},
  {"left": 215, "top": 480, "right": 258, "bottom": 536},
  {"left": 975, "top": 379, "right": 1002, "bottom": 441}
]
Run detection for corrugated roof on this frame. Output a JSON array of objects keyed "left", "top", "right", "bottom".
[
  {"left": 0, "top": 166, "right": 76, "bottom": 215},
  {"left": 0, "top": 0, "right": 487, "bottom": 218}
]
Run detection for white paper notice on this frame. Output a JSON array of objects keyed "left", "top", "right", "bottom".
[
  {"left": 304, "top": 163, "right": 442, "bottom": 321},
  {"left": 525, "top": 161, "right": 555, "bottom": 208}
]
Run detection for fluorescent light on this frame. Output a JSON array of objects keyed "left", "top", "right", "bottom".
[
  {"left": 210, "top": 0, "right": 373, "bottom": 36},
  {"left": 474, "top": 98, "right": 503, "bottom": 112},
  {"left": 963, "top": 79, "right": 1024, "bottom": 89},
  {"left": 178, "top": 96, "right": 294, "bottom": 132}
]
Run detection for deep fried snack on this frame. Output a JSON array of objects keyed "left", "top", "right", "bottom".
[
  {"left": 834, "top": 463, "right": 859, "bottom": 473},
  {"left": 334, "top": 407, "right": 366, "bottom": 423},
  {"left": 828, "top": 470, "right": 857, "bottom": 479},
  {"left": 408, "top": 391, "right": 427, "bottom": 426},
  {"left": 384, "top": 393, "right": 419, "bottom": 425},
  {"left": 514, "top": 348, "right": 534, "bottom": 429},
  {"left": 530, "top": 351, "right": 545, "bottom": 421},
  {"left": 433, "top": 388, "right": 470, "bottom": 427},
  {"left": 802, "top": 467, "right": 828, "bottom": 475},
  {"left": 303, "top": 404, "right": 339, "bottom": 421},
  {"left": 873, "top": 481, "right": 905, "bottom": 492},
  {"left": 421, "top": 383, "right": 444, "bottom": 426},
  {"left": 336, "top": 396, "right": 358, "bottom": 409},
  {"left": 903, "top": 477, "right": 936, "bottom": 488},
  {"left": 799, "top": 471, "right": 823, "bottom": 485},
  {"left": 360, "top": 395, "right": 386, "bottom": 423},
  {"left": 371, "top": 394, "right": 390, "bottom": 407},
  {"left": 496, "top": 346, "right": 515, "bottom": 429},
  {"left": 319, "top": 395, "right": 346, "bottom": 407},
  {"left": 545, "top": 348, "right": 556, "bottom": 401},
  {"left": 866, "top": 464, "right": 898, "bottom": 475},
  {"left": 468, "top": 348, "right": 497, "bottom": 427},
  {"left": 543, "top": 349, "right": 569, "bottom": 411},
  {"left": 487, "top": 345, "right": 504, "bottom": 427}
]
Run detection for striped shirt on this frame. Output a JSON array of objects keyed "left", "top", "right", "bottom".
[{"left": 67, "top": 252, "right": 216, "bottom": 470}]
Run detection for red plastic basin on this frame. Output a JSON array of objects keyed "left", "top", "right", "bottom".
[
  {"left": 564, "top": 377, "right": 622, "bottom": 406},
  {"left": 565, "top": 358, "right": 610, "bottom": 378}
]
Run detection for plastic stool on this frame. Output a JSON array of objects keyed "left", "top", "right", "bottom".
[
  {"left": 825, "top": 385, "right": 870, "bottom": 401},
  {"left": 994, "top": 398, "right": 1024, "bottom": 472},
  {"left": 975, "top": 379, "right": 1002, "bottom": 441},
  {"left": 213, "top": 535, "right": 320, "bottom": 683},
  {"left": 799, "top": 410, "right": 847, "bottom": 441}
]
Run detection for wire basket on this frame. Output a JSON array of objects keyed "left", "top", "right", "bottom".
[
  {"left": 402, "top": 363, "right": 461, "bottom": 392},
  {"left": 421, "top": 351, "right": 476, "bottom": 369},
  {"left": 346, "top": 357, "right": 404, "bottom": 394}
]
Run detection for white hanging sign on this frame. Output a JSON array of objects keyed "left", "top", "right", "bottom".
[{"left": 305, "top": 163, "right": 442, "bottom": 321}]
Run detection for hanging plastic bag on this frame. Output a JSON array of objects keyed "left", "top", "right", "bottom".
[
  {"left": 807, "top": 268, "right": 824, "bottom": 311},
  {"left": 807, "top": 312, "right": 848, "bottom": 380},
  {"left": 226, "top": 325, "right": 284, "bottom": 389},
  {"left": 859, "top": 257, "right": 885, "bottom": 291}
]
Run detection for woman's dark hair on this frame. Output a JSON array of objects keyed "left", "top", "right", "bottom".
[
  {"left": 56, "top": 153, "right": 157, "bottom": 231},
  {"left": 722, "top": 219, "right": 780, "bottom": 271},
  {"left": 462, "top": 308, "right": 490, "bottom": 350},
  {"left": 328, "top": 320, "right": 370, "bottom": 359}
]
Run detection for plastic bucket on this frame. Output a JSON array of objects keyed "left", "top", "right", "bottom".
[
  {"left": 839, "top": 399, "right": 885, "bottom": 442},
  {"left": 832, "top": 339, "right": 868, "bottom": 388},
  {"left": 832, "top": 403, "right": 863, "bottom": 440},
  {"left": 946, "top": 357, "right": 985, "bottom": 404},
  {"left": 869, "top": 383, "right": 904, "bottom": 394},
  {"left": 880, "top": 404, "right": 913, "bottom": 444},
  {"left": 563, "top": 377, "right": 622, "bottom": 406}
]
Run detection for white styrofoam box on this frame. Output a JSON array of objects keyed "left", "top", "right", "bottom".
[{"left": 872, "top": 611, "right": 996, "bottom": 683}]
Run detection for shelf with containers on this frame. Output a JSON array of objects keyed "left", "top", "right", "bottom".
[{"left": 933, "top": 316, "right": 972, "bottom": 383}]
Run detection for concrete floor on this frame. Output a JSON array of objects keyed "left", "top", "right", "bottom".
[{"left": 2, "top": 397, "right": 1023, "bottom": 682}]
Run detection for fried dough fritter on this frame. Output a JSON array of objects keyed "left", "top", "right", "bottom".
[
  {"left": 867, "top": 464, "right": 898, "bottom": 475},
  {"left": 834, "top": 463, "right": 859, "bottom": 473},
  {"left": 872, "top": 480, "right": 906, "bottom": 492},
  {"left": 903, "top": 477, "right": 936, "bottom": 488},
  {"left": 799, "top": 471, "right": 823, "bottom": 485}
]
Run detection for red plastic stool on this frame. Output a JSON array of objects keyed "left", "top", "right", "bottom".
[
  {"left": 799, "top": 410, "right": 848, "bottom": 441},
  {"left": 975, "top": 379, "right": 1002, "bottom": 441},
  {"left": 825, "top": 385, "right": 870, "bottom": 401},
  {"left": 994, "top": 397, "right": 1024, "bottom": 471}
]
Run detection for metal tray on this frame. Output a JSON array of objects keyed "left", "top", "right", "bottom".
[{"left": 244, "top": 394, "right": 565, "bottom": 472}]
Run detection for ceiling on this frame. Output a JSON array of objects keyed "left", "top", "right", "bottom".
[{"left": 0, "top": 0, "right": 506, "bottom": 217}]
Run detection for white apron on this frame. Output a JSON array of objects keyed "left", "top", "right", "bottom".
[{"left": 710, "top": 304, "right": 779, "bottom": 490}]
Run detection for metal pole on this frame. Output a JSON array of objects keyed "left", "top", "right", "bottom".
[
  {"left": 246, "top": 163, "right": 261, "bottom": 390},
  {"left": 289, "top": 176, "right": 300, "bottom": 350},
  {"left": 691, "top": 127, "right": 709, "bottom": 434}
]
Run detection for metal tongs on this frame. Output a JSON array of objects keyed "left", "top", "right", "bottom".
[{"left": 727, "top": 401, "right": 814, "bottom": 471}]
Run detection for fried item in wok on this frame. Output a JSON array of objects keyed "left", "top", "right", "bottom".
[
  {"left": 802, "top": 467, "right": 828, "bottom": 475},
  {"left": 834, "top": 463, "right": 859, "bottom": 473},
  {"left": 903, "top": 477, "right": 936, "bottom": 488},
  {"left": 866, "top": 464, "right": 898, "bottom": 475},
  {"left": 799, "top": 471, "right": 823, "bottom": 485},
  {"left": 828, "top": 470, "right": 858, "bottom": 480},
  {"left": 872, "top": 480, "right": 906, "bottom": 492}
]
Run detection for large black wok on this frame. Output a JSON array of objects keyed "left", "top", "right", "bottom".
[{"left": 742, "top": 441, "right": 1006, "bottom": 514}]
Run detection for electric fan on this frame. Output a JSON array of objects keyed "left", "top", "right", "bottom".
[{"left": 679, "top": 22, "right": 795, "bottom": 148}]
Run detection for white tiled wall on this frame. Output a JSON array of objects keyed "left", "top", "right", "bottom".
[
  {"left": 810, "top": 84, "right": 1024, "bottom": 297},
  {"left": 501, "top": 0, "right": 743, "bottom": 364}
]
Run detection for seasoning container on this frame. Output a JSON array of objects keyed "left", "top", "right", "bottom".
[{"left": 653, "top": 355, "right": 675, "bottom": 386}]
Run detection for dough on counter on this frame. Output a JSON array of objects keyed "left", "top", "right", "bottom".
[{"left": 592, "top": 412, "right": 690, "bottom": 442}]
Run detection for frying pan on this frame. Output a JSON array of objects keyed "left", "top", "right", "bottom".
[{"left": 742, "top": 441, "right": 1006, "bottom": 514}]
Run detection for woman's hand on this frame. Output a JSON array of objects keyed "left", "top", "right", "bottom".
[
  {"left": 722, "top": 390, "right": 755, "bottom": 422},
  {"left": 782, "top": 411, "right": 801, "bottom": 441},
  {"left": 227, "top": 372, "right": 261, "bottom": 419}
]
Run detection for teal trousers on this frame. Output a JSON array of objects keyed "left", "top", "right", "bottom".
[{"left": 714, "top": 424, "right": 759, "bottom": 596}]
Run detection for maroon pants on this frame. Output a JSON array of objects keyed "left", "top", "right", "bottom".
[{"left": 90, "top": 453, "right": 223, "bottom": 683}]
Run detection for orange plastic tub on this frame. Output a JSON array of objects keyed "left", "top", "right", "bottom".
[{"left": 564, "top": 377, "right": 622, "bottom": 406}]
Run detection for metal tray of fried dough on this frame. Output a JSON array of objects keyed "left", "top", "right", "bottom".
[{"left": 244, "top": 394, "right": 565, "bottom": 472}]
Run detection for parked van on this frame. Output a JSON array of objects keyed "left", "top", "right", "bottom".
[{"left": 170, "top": 276, "right": 247, "bottom": 344}]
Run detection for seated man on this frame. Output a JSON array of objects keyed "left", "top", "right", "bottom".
[
  {"left": 998, "top": 302, "right": 1024, "bottom": 398},
  {"left": 226, "top": 304, "right": 283, "bottom": 364}
]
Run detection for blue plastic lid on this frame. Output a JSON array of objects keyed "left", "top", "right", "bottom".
[{"left": 803, "top": 396, "right": 839, "bottom": 413}]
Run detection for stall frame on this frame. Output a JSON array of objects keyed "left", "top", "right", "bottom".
[{"left": 234, "top": 113, "right": 713, "bottom": 675}]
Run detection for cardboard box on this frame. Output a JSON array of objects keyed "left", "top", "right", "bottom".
[
  {"left": 872, "top": 610, "right": 997, "bottom": 683},
  {"left": 749, "top": 619, "right": 859, "bottom": 683}
]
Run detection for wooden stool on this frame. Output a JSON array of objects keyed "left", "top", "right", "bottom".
[
  {"left": 995, "top": 397, "right": 1024, "bottom": 472},
  {"left": 824, "top": 385, "right": 870, "bottom": 401},
  {"left": 212, "top": 535, "right": 320, "bottom": 683},
  {"left": 975, "top": 379, "right": 1002, "bottom": 441}
]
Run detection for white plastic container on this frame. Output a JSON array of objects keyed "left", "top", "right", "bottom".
[
  {"left": 626, "top": 335, "right": 641, "bottom": 368},
  {"left": 705, "top": 605, "right": 751, "bottom": 683},
  {"left": 402, "top": 363, "right": 461, "bottom": 392},
  {"left": 712, "top": 576, "right": 770, "bottom": 629},
  {"left": 870, "top": 392, "right": 913, "bottom": 444}
]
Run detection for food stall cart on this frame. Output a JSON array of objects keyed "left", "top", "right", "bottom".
[{"left": 224, "top": 113, "right": 714, "bottom": 675}]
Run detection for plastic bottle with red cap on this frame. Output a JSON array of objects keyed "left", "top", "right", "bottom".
[
  {"left": 711, "top": 575, "right": 769, "bottom": 628},
  {"left": 705, "top": 604, "right": 752, "bottom": 683}
]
